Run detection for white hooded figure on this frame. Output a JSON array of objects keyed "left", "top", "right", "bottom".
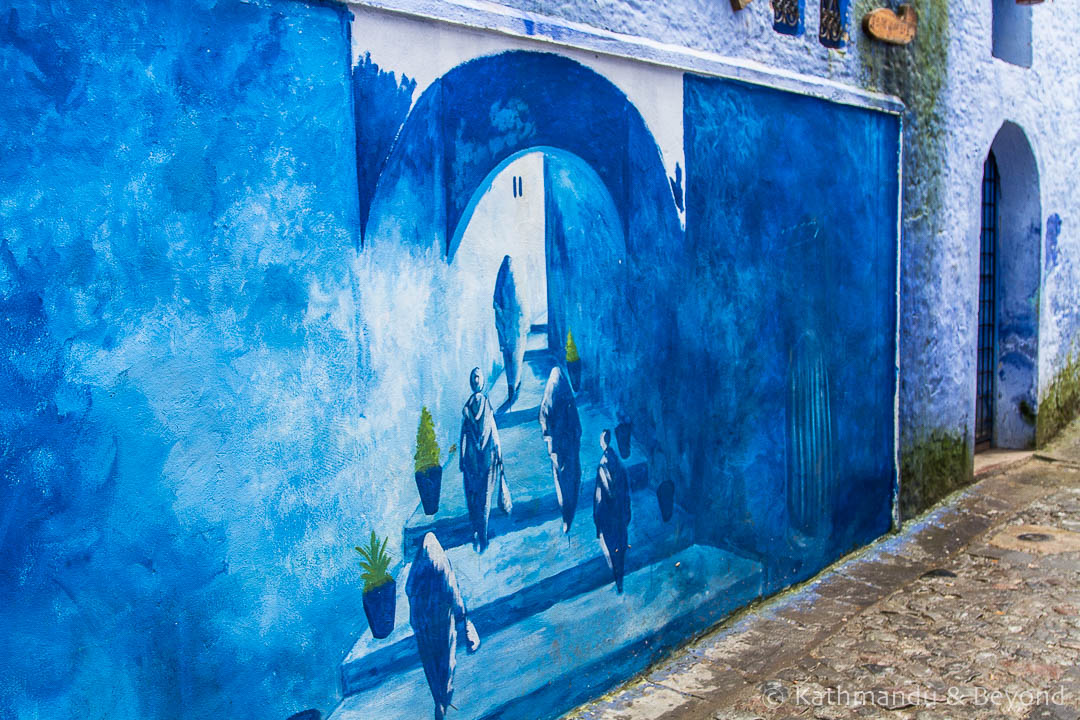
[
  {"left": 459, "top": 367, "right": 512, "bottom": 551},
  {"left": 407, "top": 532, "right": 481, "bottom": 720},
  {"left": 493, "top": 255, "right": 529, "bottom": 405}
]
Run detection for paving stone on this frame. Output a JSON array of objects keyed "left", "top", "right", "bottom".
[
  {"left": 979, "top": 474, "right": 1055, "bottom": 507},
  {"left": 698, "top": 619, "right": 812, "bottom": 681},
  {"left": 572, "top": 680, "right": 713, "bottom": 720},
  {"left": 837, "top": 552, "right": 925, "bottom": 591},
  {"left": 910, "top": 518, "right": 977, "bottom": 558},
  {"left": 648, "top": 657, "right": 753, "bottom": 703},
  {"left": 771, "top": 592, "right": 860, "bottom": 634},
  {"left": 805, "top": 575, "right": 884, "bottom": 611}
]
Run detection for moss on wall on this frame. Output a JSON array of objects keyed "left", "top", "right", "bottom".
[
  {"left": 856, "top": 0, "right": 949, "bottom": 220},
  {"left": 856, "top": 1, "right": 959, "bottom": 519},
  {"left": 899, "top": 428, "right": 972, "bottom": 519},
  {"left": 1037, "top": 346, "right": 1080, "bottom": 447}
]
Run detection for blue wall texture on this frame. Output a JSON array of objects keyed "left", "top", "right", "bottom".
[
  {"left": 0, "top": 1, "right": 360, "bottom": 717},
  {"left": 683, "top": 77, "right": 899, "bottom": 588},
  {"left": 0, "top": 3, "right": 900, "bottom": 719}
]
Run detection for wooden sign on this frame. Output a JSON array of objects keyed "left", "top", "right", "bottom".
[
  {"left": 863, "top": 4, "right": 917, "bottom": 45},
  {"left": 730, "top": 0, "right": 753, "bottom": 10}
]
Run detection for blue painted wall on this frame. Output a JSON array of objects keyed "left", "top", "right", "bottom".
[
  {"left": 682, "top": 76, "right": 900, "bottom": 587},
  {"left": 0, "top": 4, "right": 901, "bottom": 719},
  {"left": 0, "top": 1, "right": 360, "bottom": 717}
]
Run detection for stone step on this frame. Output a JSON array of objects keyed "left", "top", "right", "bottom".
[
  {"left": 524, "top": 329, "right": 547, "bottom": 354},
  {"left": 490, "top": 347, "right": 553, "bottom": 427},
  {"left": 329, "top": 544, "right": 764, "bottom": 720},
  {"left": 344, "top": 479, "right": 690, "bottom": 696},
  {"left": 403, "top": 357, "right": 647, "bottom": 555}
]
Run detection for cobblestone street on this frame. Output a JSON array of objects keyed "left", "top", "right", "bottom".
[{"left": 567, "top": 424, "right": 1080, "bottom": 720}]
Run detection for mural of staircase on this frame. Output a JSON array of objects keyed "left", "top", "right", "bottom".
[{"left": 328, "top": 325, "right": 764, "bottom": 720}]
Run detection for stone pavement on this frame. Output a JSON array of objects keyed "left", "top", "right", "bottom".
[{"left": 564, "top": 423, "right": 1080, "bottom": 720}]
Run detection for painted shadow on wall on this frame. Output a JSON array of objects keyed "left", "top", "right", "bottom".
[{"left": 682, "top": 75, "right": 901, "bottom": 591}]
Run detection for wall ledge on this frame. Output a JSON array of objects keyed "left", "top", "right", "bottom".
[{"left": 344, "top": 0, "right": 905, "bottom": 114}]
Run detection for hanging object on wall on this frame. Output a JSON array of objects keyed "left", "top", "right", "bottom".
[
  {"left": 773, "top": 0, "right": 804, "bottom": 35},
  {"left": 863, "top": 4, "right": 917, "bottom": 45},
  {"left": 819, "top": 0, "right": 849, "bottom": 48},
  {"left": 731, "top": 0, "right": 753, "bottom": 10}
]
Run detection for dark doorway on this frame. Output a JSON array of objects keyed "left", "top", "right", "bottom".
[{"left": 975, "top": 151, "right": 1000, "bottom": 451}]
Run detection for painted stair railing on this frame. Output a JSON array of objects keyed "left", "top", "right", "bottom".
[{"left": 330, "top": 329, "right": 765, "bottom": 720}]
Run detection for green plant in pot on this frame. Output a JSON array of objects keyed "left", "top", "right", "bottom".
[
  {"left": 414, "top": 407, "right": 443, "bottom": 515},
  {"left": 355, "top": 531, "right": 396, "bottom": 639},
  {"left": 565, "top": 330, "right": 582, "bottom": 392}
]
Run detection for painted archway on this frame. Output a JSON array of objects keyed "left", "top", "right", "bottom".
[
  {"left": 979, "top": 121, "right": 1041, "bottom": 449},
  {"left": 361, "top": 49, "right": 686, "bottom": 472},
  {"left": 363, "top": 50, "right": 681, "bottom": 261}
]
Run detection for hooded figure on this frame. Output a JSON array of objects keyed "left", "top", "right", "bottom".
[
  {"left": 539, "top": 365, "right": 582, "bottom": 533},
  {"left": 459, "top": 367, "right": 512, "bottom": 552},
  {"left": 593, "top": 430, "right": 632, "bottom": 593},
  {"left": 493, "top": 255, "right": 529, "bottom": 405},
  {"left": 407, "top": 533, "right": 481, "bottom": 720}
]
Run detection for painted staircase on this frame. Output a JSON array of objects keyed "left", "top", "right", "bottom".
[{"left": 328, "top": 326, "right": 764, "bottom": 720}]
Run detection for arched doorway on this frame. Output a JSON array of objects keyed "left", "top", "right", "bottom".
[
  {"left": 975, "top": 122, "right": 1041, "bottom": 450},
  {"left": 449, "top": 147, "right": 629, "bottom": 409},
  {"left": 975, "top": 152, "right": 999, "bottom": 450}
]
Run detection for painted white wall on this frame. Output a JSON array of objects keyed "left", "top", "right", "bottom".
[
  {"left": 456, "top": 152, "right": 548, "bottom": 328},
  {"left": 936, "top": 3, "right": 1080, "bottom": 447},
  {"left": 350, "top": 5, "right": 686, "bottom": 226}
]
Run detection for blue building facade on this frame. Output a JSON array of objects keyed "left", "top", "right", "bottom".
[{"left": 1, "top": 1, "right": 1076, "bottom": 719}]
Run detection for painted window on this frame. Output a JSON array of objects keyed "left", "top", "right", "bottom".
[
  {"left": 992, "top": 0, "right": 1033, "bottom": 67},
  {"left": 819, "top": 0, "right": 848, "bottom": 48},
  {"left": 773, "top": 0, "right": 804, "bottom": 36}
]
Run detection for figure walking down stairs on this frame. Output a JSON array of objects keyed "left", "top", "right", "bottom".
[
  {"left": 594, "top": 430, "right": 631, "bottom": 593},
  {"left": 540, "top": 365, "right": 582, "bottom": 534},
  {"left": 493, "top": 254, "right": 529, "bottom": 406},
  {"left": 460, "top": 367, "right": 512, "bottom": 552},
  {"left": 407, "top": 533, "right": 482, "bottom": 720}
]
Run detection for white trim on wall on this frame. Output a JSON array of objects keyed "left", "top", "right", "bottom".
[{"left": 344, "top": 0, "right": 905, "bottom": 114}]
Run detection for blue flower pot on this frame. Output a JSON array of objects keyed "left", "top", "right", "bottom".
[
  {"left": 615, "top": 421, "right": 632, "bottom": 459},
  {"left": 363, "top": 578, "right": 397, "bottom": 639},
  {"left": 414, "top": 466, "right": 443, "bottom": 515},
  {"left": 567, "top": 360, "right": 582, "bottom": 392}
]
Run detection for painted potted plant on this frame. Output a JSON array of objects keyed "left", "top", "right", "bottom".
[
  {"left": 414, "top": 406, "right": 442, "bottom": 515},
  {"left": 565, "top": 330, "right": 582, "bottom": 392},
  {"left": 656, "top": 479, "right": 675, "bottom": 522},
  {"left": 355, "top": 531, "right": 396, "bottom": 639}
]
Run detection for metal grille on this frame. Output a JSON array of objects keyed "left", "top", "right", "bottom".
[
  {"left": 819, "top": 0, "right": 846, "bottom": 48},
  {"left": 975, "top": 152, "right": 999, "bottom": 450},
  {"left": 773, "top": 0, "right": 803, "bottom": 35}
]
